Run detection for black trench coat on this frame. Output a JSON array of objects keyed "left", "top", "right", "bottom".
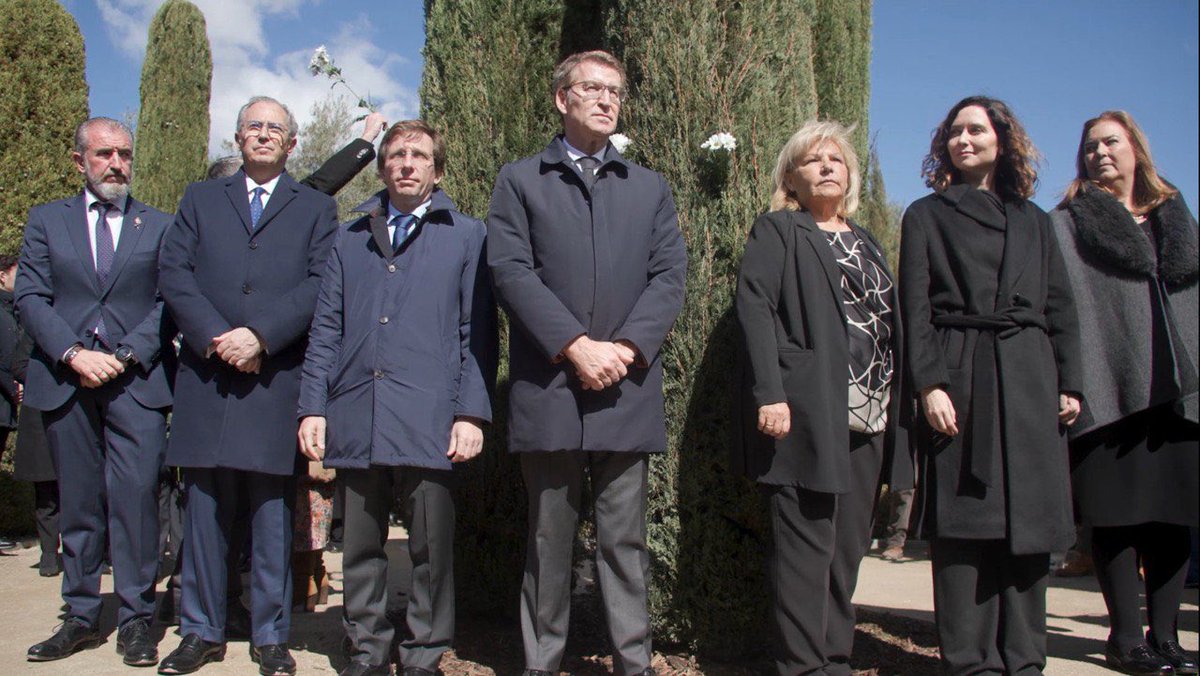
[
  {"left": 899, "top": 186, "right": 1082, "bottom": 555},
  {"left": 733, "top": 209, "right": 908, "bottom": 493}
]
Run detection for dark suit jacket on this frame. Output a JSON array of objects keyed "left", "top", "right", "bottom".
[
  {"left": 15, "top": 192, "right": 175, "bottom": 413},
  {"left": 303, "top": 138, "right": 376, "bottom": 196},
  {"left": 298, "top": 189, "right": 496, "bottom": 470},
  {"left": 899, "top": 185, "right": 1082, "bottom": 554},
  {"left": 487, "top": 136, "right": 687, "bottom": 453},
  {"left": 159, "top": 170, "right": 338, "bottom": 475},
  {"left": 734, "top": 209, "right": 907, "bottom": 493}
]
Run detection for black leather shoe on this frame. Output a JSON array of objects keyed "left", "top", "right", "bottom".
[
  {"left": 341, "top": 662, "right": 392, "bottom": 676},
  {"left": 225, "top": 601, "right": 252, "bottom": 640},
  {"left": 1150, "top": 634, "right": 1199, "bottom": 675},
  {"left": 27, "top": 618, "right": 102, "bottom": 661},
  {"left": 251, "top": 643, "right": 297, "bottom": 676},
  {"left": 158, "top": 634, "right": 226, "bottom": 674},
  {"left": 522, "top": 671, "right": 555, "bottom": 676},
  {"left": 117, "top": 618, "right": 159, "bottom": 666},
  {"left": 1105, "top": 641, "right": 1173, "bottom": 674},
  {"left": 401, "top": 667, "right": 437, "bottom": 676}
]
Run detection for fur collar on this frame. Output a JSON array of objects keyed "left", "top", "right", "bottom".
[{"left": 1066, "top": 186, "right": 1198, "bottom": 288}]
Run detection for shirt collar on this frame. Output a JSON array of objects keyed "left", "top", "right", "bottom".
[
  {"left": 561, "top": 137, "right": 607, "bottom": 164},
  {"left": 244, "top": 173, "right": 282, "bottom": 197},
  {"left": 387, "top": 197, "right": 432, "bottom": 224},
  {"left": 84, "top": 187, "right": 129, "bottom": 214}
]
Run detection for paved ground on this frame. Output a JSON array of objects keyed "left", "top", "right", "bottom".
[{"left": 0, "top": 535, "right": 1195, "bottom": 674}]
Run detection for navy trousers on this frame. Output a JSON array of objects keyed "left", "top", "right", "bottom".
[
  {"left": 180, "top": 468, "right": 295, "bottom": 645},
  {"left": 43, "top": 383, "right": 167, "bottom": 629}
]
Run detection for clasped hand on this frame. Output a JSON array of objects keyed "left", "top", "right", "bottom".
[
  {"left": 71, "top": 349, "right": 125, "bottom": 388},
  {"left": 210, "top": 327, "right": 263, "bottom": 374},
  {"left": 565, "top": 336, "right": 636, "bottom": 390}
]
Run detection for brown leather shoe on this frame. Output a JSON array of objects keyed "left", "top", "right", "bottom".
[{"left": 1054, "top": 549, "right": 1094, "bottom": 577}]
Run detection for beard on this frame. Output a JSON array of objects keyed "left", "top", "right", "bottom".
[{"left": 87, "top": 169, "right": 130, "bottom": 203}]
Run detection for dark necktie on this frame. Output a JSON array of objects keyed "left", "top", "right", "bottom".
[
  {"left": 250, "top": 187, "right": 266, "bottom": 229},
  {"left": 577, "top": 156, "right": 599, "bottom": 189},
  {"left": 93, "top": 201, "right": 116, "bottom": 345},
  {"left": 392, "top": 213, "right": 415, "bottom": 253}
]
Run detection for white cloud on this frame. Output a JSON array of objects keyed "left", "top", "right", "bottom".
[{"left": 95, "top": 0, "right": 418, "bottom": 157}]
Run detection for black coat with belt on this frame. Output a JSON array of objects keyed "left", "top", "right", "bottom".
[
  {"left": 733, "top": 209, "right": 908, "bottom": 493},
  {"left": 899, "top": 185, "right": 1082, "bottom": 554}
]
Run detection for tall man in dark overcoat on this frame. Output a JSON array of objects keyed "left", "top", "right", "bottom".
[
  {"left": 157, "top": 96, "right": 339, "bottom": 676},
  {"left": 298, "top": 120, "right": 496, "bottom": 676},
  {"left": 16, "top": 117, "right": 175, "bottom": 666},
  {"left": 487, "top": 50, "right": 687, "bottom": 676}
]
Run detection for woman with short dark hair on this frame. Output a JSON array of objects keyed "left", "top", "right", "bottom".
[
  {"left": 899, "top": 96, "right": 1083, "bottom": 674},
  {"left": 1052, "top": 110, "right": 1198, "bottom": 675}
]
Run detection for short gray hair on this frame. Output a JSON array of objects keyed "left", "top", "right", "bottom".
[
  {"left": 770, "top": 119, "right": 861, "bottom": 216},
  {"left": 550, "top": 50, "right": 626, "bottom": 99},
  {"left": 74, "top": 117, "right": 133, "bottom": 154},
  {"left": 235, "top": 96, "right": 298, "bottom": 142}
]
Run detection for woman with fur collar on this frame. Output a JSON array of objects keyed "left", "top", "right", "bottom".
[{"left": 1051, "top": 110, "right": 1199, "bottom": 676}]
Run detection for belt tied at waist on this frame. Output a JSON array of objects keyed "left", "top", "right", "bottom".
[{"left": 932, "top": 302, "right": 1047, "bottom": 487}]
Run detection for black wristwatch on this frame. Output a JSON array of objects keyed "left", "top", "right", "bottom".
[{"left": 114, "top": 345, "right": 138, "bottom": 366}]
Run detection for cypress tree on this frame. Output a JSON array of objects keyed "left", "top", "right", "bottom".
[
  {"left": 605, "top": 0, "right": 818, "bottom": 656},
  {"left": 133, "top": 0, "right": 212, "bottom": 212},
  {"left": 812, "top": 0, "right": 871, "bottom": 163},
  {"left": 0, "top": 0, "right": 89, "bottom": 254}
]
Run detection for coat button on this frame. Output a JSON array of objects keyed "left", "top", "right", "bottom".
[
  {"left": 387, "top": 264, "right": 396, "bottom": 273},
  {"left": 374, "top": 370, "right": 383, "bottom": 380},
  {"left": 379, "top": 316, "right": 389, "bottom": 324},
  {"left": 249, "top": 241, "right": 258, "bottom": 249},
  {"left": 242, "top": 284, "right": 252, "bottom": 294}
]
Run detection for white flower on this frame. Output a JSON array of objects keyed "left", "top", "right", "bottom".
[
  {"left": 609, "top": 133, "right": 632, "bottom": 154},
  {"left": 309, "top": 45, "right": 332, "bottom": 76},
  {"left": 700, "top": 132, "right": 737, "bottom": 152}
]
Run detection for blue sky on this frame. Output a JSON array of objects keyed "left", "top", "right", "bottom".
[{"left": 65, "top": 0, "right": 1198, "bottom": 212}]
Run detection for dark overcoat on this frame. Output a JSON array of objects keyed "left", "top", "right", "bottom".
[
  {"left": 15, "top": 193, "right": 175, "bottom": 413},
  {"left": 159, "top": 170, "right": 338, "bottom": 475},
  {"left": 899, "top": 186, "right": 1082, "bottom": 555},
  {"left": 298, "top": 189, "right": 496, "bottom": 469},
  {"left": 733, "top": 209, "right": 909, "bottom": 493},
  {"left": 0, "top": 291, "right": 21, "bottom": 429},
  {"left": 487, "top": 137, "right": 687, "bottom": 453}
]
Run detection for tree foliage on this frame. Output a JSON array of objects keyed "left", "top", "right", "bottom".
[
  {"left": 0, "top": 0, "right": 89, "bottom": 254},
  {"left": 812, "top": 0, "right": 871, "bottom": 162},
  {"left": 133, "top": 0, "right": 212, "bottom": 212}
]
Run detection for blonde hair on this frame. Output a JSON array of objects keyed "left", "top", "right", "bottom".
[
  {"left": 770, "top": 119, "right": 860, "bottom": 215},
  {"left": 1060, "top": 110, "right": 1177, "bottom": 213}
]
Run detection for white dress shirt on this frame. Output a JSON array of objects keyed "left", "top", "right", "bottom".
[
  {"left": 244, "top": 173, "right": 282, "bottom": 211},
  {"left": 83, "top": 188, "right": 128, "bottom": 268}
]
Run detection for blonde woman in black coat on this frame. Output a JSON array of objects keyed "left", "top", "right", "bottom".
[
  {"left": 899, "top": 96, "right": 1083, "bottom": 675},
  {"left": 1051, "top": 111, "right": 1198, "bottom": 675},
  {"left": 736, "top": 119, "right": 904, "bottom": 675}
]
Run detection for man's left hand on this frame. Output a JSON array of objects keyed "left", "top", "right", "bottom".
[
  {"left": 447, "top": 416, "right": 484, "bottom": 462},
  {"left": 213, "top": 327, "right": 263, "bottom": 367},
  {"left": 1059, "top": 393, "right": 1082, "bottom": 426}
]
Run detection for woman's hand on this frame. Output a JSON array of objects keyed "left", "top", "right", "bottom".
[
  {"left": 1059, "top": 393, "right": 1082, "bottom": 426},
  {"left": 921, "top": 386, "right": 959, "bottom": 436},
  {"left": 757, "top": 402, "right": 791, "bottom": 439}
]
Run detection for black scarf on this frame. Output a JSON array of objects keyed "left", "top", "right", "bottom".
[{"left": 1066, "top": 185, "right": 1199, "bottom": 289}]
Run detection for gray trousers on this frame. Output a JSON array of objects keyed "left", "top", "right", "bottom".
[
  {"left": 341, "top": 466, "right": 455, "bottom": 670},
  {"left": 765, "top": 431, "right": 883, "bottom": 675},
  {"left": 931, "top": 538, "right": 1049, "bottom": 676},
  {"left": 519, "top": 451, "right": 652, "bottom": 675}
]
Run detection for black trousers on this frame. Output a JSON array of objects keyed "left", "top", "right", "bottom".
[
  {"left": 33, "top": 480, "right": 61, "bottom": 573},
  {"left": 931, "top": 538, "right": 1048, "bottom": 675},
  {"left": 764, "top": 431, "right": 884, "bottom": 675},
  {"left": 1092, "top": 522, "right": 1191, "bottom": 651},
  {"left": 341, "top": 466, "right": 455, "bottom": 670}
]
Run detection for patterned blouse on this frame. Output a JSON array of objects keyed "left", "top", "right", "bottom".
[{"left": 824, "top": 229, "right": 894, "bottom": 434}]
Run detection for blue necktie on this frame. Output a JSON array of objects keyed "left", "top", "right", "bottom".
[
  {"left": 93, "top": 201, "right": 115, "bottom": 345},
  {"left": 577, "top": 156, "right": 599, "bottom": 189},
  {"left": 250, "top": 187, "right": 265, "bottom": 229},
  {"left": 392, "top": 213, "right": 415, "bottom": 252}
]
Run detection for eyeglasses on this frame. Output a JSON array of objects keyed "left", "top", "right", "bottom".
[
  {"left": 566, "top": 80, "right": 627, "bottom": 104},
  {"left": 241, "top": 120, "right": 288, "bottom": 139}
]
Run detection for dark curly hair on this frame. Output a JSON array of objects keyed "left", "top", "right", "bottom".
[{"left": 921, "top": 95, "right": 1041, "bottom": 201}]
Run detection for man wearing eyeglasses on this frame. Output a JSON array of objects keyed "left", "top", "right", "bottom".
[
  {"left": 487, "top": 50, "right": 687, "bottom": 676},
  {"left": 17, "top": 117, "right": 175, "bottom": 667},
  {"left": 157, "top": 95, "right": 339, "bottom": 676}
]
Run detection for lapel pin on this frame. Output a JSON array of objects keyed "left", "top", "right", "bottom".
[{"left": 133, "top": 216, "right": 143, "bottom": 229}]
